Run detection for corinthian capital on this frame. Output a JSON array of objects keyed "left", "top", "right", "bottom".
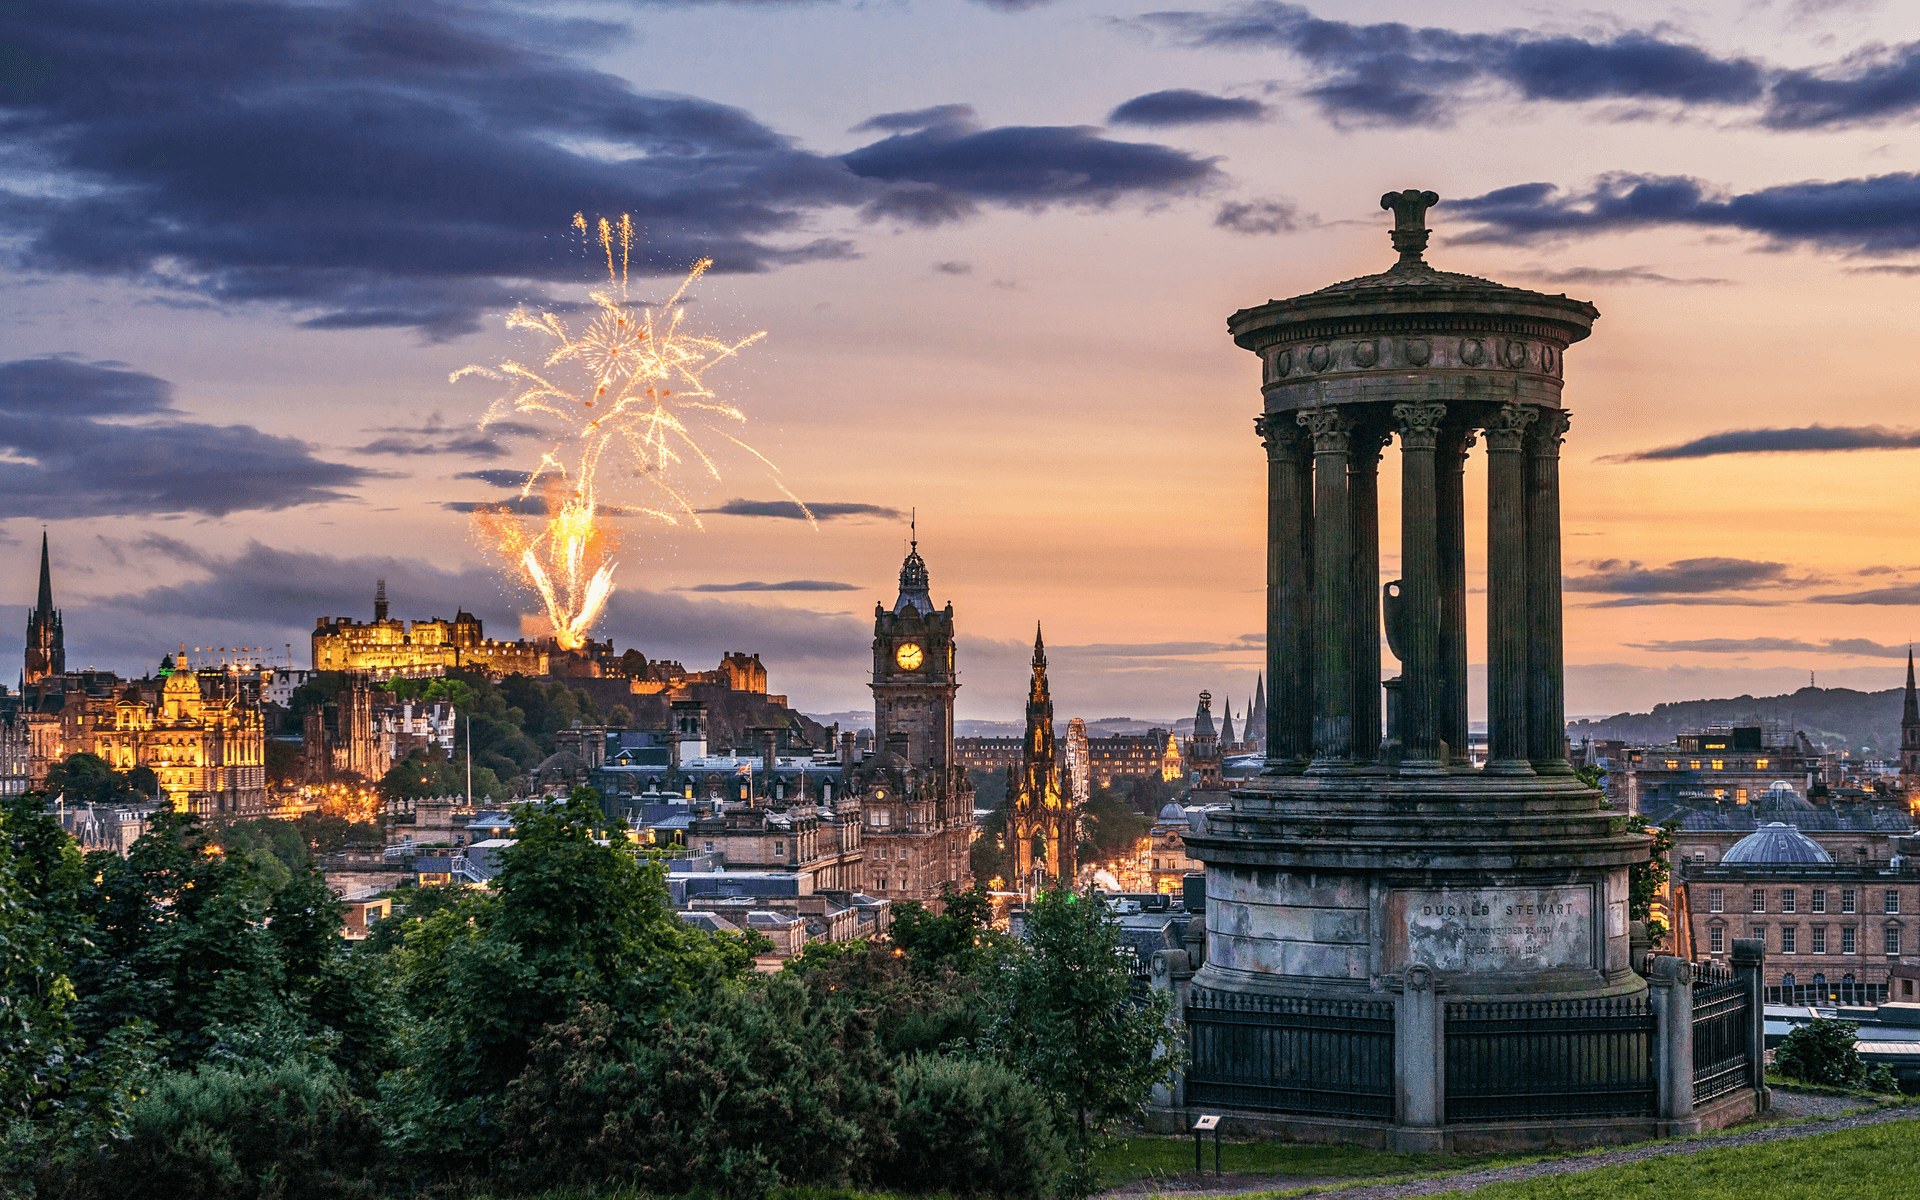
[
  {"left": 1296, "top": 406, "right": 1349, "bottom": 454},
  {"left": 1482, "top": 403, "right": 1538, "bottom": 452},
  {"left": 1530, "top": 408, "right": 1572, "bottom": 456},
  {"left": 1254, "top": 413, "right": 1308, "bottom": 458},
  {"left": 1392, "top": 403, "right": 1447, "bottom": 451}
]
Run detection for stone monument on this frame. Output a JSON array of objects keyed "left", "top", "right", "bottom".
[{"left": 1164, "top": 191, "right": 1729, "bottom": 1151}]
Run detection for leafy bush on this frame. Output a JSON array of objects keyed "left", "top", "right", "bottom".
[
  {"left": 787, "top": 939, "right": 983, "bottom": 1057},
  {"left": 877, "top": 1055, "right": 1063, "bottom": 1199},
  {"left": 63, "top": 1061, "right": 382, "bottom": 1200},
  {"left": 496, "top": 982, "right": 899, "bottom": 1197},
  {"left": 1775, "top": 1017, "right": 1898, "bottom": 1092}
]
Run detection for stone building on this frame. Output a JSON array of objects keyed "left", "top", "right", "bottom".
[
  {"left": 1674, "top": 824, "right": 1920, "bottom": 1006},
  {"left": 1147, "top": 802, "right": 1201, "bottom": 895},
  {"left": 686, "top": 799, "right": 867, "bottom": 892},
  {"left": 311, "top": 581, "right": 550, "bottom": 678},
  {"left": 93, "top": 665, "right": 269, "bottom": 815},
  {"left": 1623, "top": 726, "right": 1826, "bottom": 814},
  {"left": 1183, "top": 691, "right": 1224, "bottom": 793},
  {"left": 839, "top": 533, "right": 974, "bottom": 909},
  {"left": 1064, "top": 717, "right": 1090, "bottom": 808},
  {"left": 0, "top": 708, "right": 30, "bottom": 797},
  {"left": 303, "top": 671, "right": 385, "bottom": 783}
]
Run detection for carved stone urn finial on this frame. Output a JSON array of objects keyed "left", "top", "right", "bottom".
[{"left": 1380, "top": 188, "right": 1441, "bottom": 266}]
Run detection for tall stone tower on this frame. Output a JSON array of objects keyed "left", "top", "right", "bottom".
[
  {"left": 1901, "top": 648, "right": 1920, "bottom": 796},
  {"left": 1009, "top": 625, "right": 1072, "bottom": 888},
  {"left": 24, "top": 533, "right": 64, "bottom": 685},
  {"left": 871, "top": 528, "right": 957, "bottom": 774}
]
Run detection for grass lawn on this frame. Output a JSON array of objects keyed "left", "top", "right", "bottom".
[
  {"left": 1408, "top": 1117, "right": 1920, "bottom": 1200},
  {"left": 1092, "top": 1135, "right": 1512, "bottom": 1188}
]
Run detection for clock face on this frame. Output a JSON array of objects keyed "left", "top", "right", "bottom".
[{"left": 895, "top": 642, "right": 925, "bottom": 671}]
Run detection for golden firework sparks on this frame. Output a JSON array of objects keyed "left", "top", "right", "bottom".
[{"left": 453, "top": 215, "right": 811, "bottom": 649}]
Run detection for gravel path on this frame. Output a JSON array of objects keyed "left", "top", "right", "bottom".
[{"left": 1110, "top": 1099, "right": 1914, "bottom": 1200}]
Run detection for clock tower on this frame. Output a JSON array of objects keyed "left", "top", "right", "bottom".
[{"left": 872, "top": 529, "right": 957, "bottom": 771}]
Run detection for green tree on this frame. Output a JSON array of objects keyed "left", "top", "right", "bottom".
[
  {"left": 1, "top": 793, "right": 152, "bottom": 1183},
  {"left": 890, "top": 881, "right": 997, "bottom": 975},
  {"left": 44, "top": 752, "right": 155, "bottom": 805},
  {"left": 987, "top": 888, "right": 1179, "bottom": 1199},
  {"left": 1776, "top": 1017, "right": 1898, "bottom": 1092},
  {"left": 382, "top": 790, "right": 758, "bottom": 1167}
]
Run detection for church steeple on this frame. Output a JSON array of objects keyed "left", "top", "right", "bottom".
[
  {"left": 1904, "top": 646, "right": 1917, "bottom": 727},
  {"left": 24, "top": 532, "right": 64, "bottom": 685},
  {"left": 36, "top": 532, "right": 53, "bottom": 614},
  {"left": 1220, "top": 694, "right": 1236, "bottom": 745}
]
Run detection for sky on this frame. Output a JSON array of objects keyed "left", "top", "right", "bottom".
[{"left": 4, "top": 0, "right": 1920, "bottom": 725}]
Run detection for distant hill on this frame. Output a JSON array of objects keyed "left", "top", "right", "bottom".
[{"left": 1567, "top": 686, "right": 1907, "bottom": 757}]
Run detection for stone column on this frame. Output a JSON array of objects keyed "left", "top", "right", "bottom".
[
  {"left": 1438, "top": 427, "right": 1474, "bottom": 766},
  {"left": 1483, "top": 404, "right": 1536, "bottom": 775},
  {"left": 1649, "top": 956, "right": 1700, "bottom": 1133},
  {"left": 1527, "top": 409, "right": 1574, "bottom": 774},
  {"left": 1258, "top": 415, "right": 1313, "bottom": 772},
  {"left": 1149, "top": 949, "right": 1194, "bottom": 1112},
  {"left": 1393, "top": 403, "right": 1446, "bottom": 773},
  {"left": 1299, "top": 408, "right": 1354, "bottom": 770},
  {"left": 1731, "top": 938, "right": 1771, "bottom": 1109},
  {"left": 1349, "top": 427, "right": 1387, "bottom": 764},
  {"left": 1390, "top": 963, "right": 1445, "bottom": 1152}
]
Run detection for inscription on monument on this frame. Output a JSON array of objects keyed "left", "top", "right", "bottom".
[{"left": 1387, "top": 886, "right": 1594, "bottom": 973}]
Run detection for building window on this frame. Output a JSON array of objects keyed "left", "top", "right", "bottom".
[
  {"left": 1813, "top": 927, "right": 1827, "bottom": 954},
  {"left": 703, "top": 841, "right": 714, "bottom": 853},
  {"left": 1843, "top": 890, "right": 1857, "bottom": 914},
  {"left": 773, "top": 841, "right": 785, "bottom": 858},
  {"left": 1813, "top": 890, "right": 1827, "bottom": 914},
  {"left": 1753, "top": 889, "right": 1767, "bottom": 913},
  {"left": 1709, "top": 888, "right": 1724, "bottom": 913},
  {"left": 1690, "top": 760, "right": 1702, "bottom": 770},
  {"left": 1888, "top": 890, "right": 1902, "bottom": 915},
  {"left": 1781, "top": 926, "right": 1797, "bottom": 954},
  {"left": 1710, "top": 927, "right": 1724, "bottom": 954},
  {"left": 1666, "top": 759, "right": 1679, "bottom": 770},
  {"left": 1843, "top": 928, "right": 1857, "bottom": 955},
  {"left": 1736, "top": 788, "right": 1748, "bottom": 803},
  {"left": 1756, "top": 759, "right": 1769, "bottom": 770},
  {"left": 1783, "top": 890, "right": 1797, "bottom": 913},
  {"left": 1887, "top": 927, "right": 1902, "bottom": 957},
  {"left": 1711, "top": 759, "right": 1724, "bottom": 771}
]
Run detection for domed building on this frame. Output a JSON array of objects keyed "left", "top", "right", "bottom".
[
  {"left": 1679, "top": 821, "right": 1920, "bottom": 1008},
  {"left": 1721, "top": 822, "right": 1831, "bottom": 865}
]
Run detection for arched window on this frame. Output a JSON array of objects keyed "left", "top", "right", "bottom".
[{"left": 1782, "top": 972, "right": 1796, "bottom": 987}]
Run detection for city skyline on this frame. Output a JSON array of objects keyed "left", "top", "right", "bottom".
[{"left": 6, "top": 0, "right": 1920, "bottom": 720}]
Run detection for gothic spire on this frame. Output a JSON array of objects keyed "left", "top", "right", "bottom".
[
  {"left": 1219, "top": 696, "right": 1236, "bottom": 745},
  {"left": 36, "top": 531, "right": 52, "bottom": 614},
  {"left": 1030, "top": 623, "right": 1048, "bottom": 699},
  {"left": 1905, "top": 645, "right": 1918, "bottom": 727}
]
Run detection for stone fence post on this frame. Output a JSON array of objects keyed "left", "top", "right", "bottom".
[
  {"left": 1150, "top": 949, "right": 1194, "bottom": 1110},
  {"left": 1732, "top": 938, "right": 1771, "bottom": 1111},
  {"left": 1648, "top": 955, "right": 1699, "bottom": 1134},
  {"left": 1390, "top": 963, "right": 1444, "bottom": 1152}
]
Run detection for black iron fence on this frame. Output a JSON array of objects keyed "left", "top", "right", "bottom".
[
  {"left": 1184, "top": 988, "right": 1394, "bottom": 1119},
  {"left": 1443, "top": 996, "right": 1656, "bottom": 1123},
  {"left": 1692, "top": 964, "right": 1751, "bottom": 1106}
]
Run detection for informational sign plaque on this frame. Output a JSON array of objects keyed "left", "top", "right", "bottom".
[{"left": 1387, "top": 886, "right": 1594, "bottom": 973}]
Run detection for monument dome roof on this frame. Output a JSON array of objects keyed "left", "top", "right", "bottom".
[
  {"left": 1158, "top": 802, "right": 1186, "bottom": 821},
  {"left": 1723, "top": 822, "right": 1833, "bottom": 865},
  {"left": 1310, "top": 260, "right": 1528, "bottom": 296}
]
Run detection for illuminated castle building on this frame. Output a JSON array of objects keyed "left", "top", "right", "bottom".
[
  {"left": 311, "top": 580, "right": 552, "bottom": 678},
  {"left": 1008, "top": 625, "right": 1076, "bottom": 890}
]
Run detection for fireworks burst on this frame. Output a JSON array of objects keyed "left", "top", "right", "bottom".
[{"left": 453, "top": 214, "right": 811, "bottom": 649}]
